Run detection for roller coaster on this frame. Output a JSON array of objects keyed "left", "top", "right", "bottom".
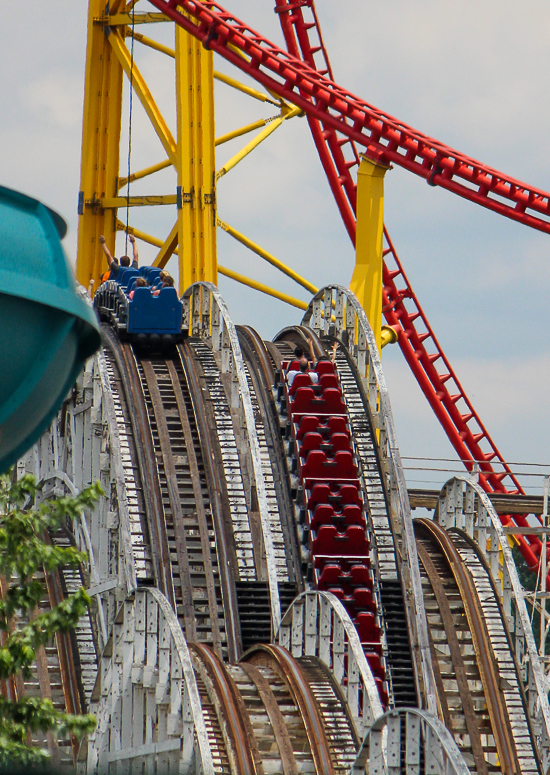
[{"left": 15, "top": 1, "right": 550, "bottom": 773}]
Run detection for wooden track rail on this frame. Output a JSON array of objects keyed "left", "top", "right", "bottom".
[
  {"left": 415, "top": 518, "right": 540, "bottom": 774},
  {"left": 20, "top": 283, "right": 550, "bottom": 773}
]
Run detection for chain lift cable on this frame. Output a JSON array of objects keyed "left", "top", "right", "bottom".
[{"left": 125, "top": 1, "right": 137, "bottom": 255}]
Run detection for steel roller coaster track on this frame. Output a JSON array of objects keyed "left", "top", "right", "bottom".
[{"left": 271, "top": 0, "right": 546, "bottom": 566}]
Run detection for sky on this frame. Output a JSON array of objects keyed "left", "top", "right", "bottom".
[{"left": 2, "top": 1, "right": 550, "bottom": 495}]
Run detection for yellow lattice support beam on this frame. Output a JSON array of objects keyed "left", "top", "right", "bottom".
[
  {"left": 176, "top": 21, "right": 217, "bottom": 292},
  {"left": 350, "top": 154, "right": 390, "bottom": 353},
  {"left": 118, "top": 159, "right": 171, "bottom": 189},
  {"left": 154, "top": 222, "right": 180, "bottom": 269},
  {"left": 218, "top": 266, "right": 308, "bottom": 310},
  {"left": 108, "top": 29, "right": 177, "bottom": 165},
  {"left": 76, "top": 0, "right": 125, "bottom": 287},
  {"left": 217, "top": 218, "right": 317, "bottom": 294},
  {"left": 216, "top": 106, "right": 301, "bottom": 180}
]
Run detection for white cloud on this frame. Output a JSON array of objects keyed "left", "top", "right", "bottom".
[
  {"left": 22, "top": 74, "right": 83, "bottom": 129},
  {"left": 383, "top": 349, "right": 550, "bottom": 492}
]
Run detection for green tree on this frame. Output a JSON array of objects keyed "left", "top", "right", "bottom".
[{"left": 0, "top": 471, "right": 99, "bottom": 768}]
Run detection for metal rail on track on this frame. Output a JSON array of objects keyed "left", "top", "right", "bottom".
[
  {"left": 237, "top": 326, "right": 303, "bottom": 578},
  {"left": 101, "top": 328, "right": 174, "bottom": 597},
  {"left": 434, "top": 476, "right": 550, "bottom": 771},
  {"left": 191, "top": 643, "right": 259, "bottom": 775},
  {"left": 236, "top": 332, "right": 292, "bottom": 584},
  {"left": 186, "top": 339, "right": 257, "bottom": 581},
  {"left": 98, "top": 335, "right": 152, "bottom": 587},
  {"left": 134, "top": 351, "right": 229, "bottom": 658},
  {"left": 102, "top": 326, "right": 241, "bottom": 659}
]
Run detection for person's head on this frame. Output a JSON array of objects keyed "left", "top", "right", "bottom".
[
  {"left": 120, "top": 255, "right": 131, "bottom": 267},
  {"left": 316, "top": 356, "right": 332, "bottom": 363},
  {"left": 162, "top": 276, "right": 175, "bottom": 288},
  {"left": 159, "top": 270, "right": 169, "bottom": 280},
  {"left": 294, "top": 346, "right": 304, "bottom": 358},
  {"left": 299, "top": 360, "right": 309, "bottom": 373},
  {"left": 136, "top": 277, "right": 147, "bottom": 287},
  {"left": 112, "top": 256, "right": 119, "bottom": 265}
]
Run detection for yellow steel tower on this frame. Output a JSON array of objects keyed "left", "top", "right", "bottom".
[
  {"left": 75, "top": 0, "right": 394, "bottom": 351},
  {"left": 77, "top": 0, "right": 124, "bottom": 288},
  {"left": 77, "top": 2, "right": 217, "bottom": 291},
  {"left": 175, "top": 26, "right": 217, "bottom": 289}
]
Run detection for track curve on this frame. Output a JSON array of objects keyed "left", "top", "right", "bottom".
[
  {"left": 150, "top": 0, "right": 550, "bottom": 235},
  {"left": 415, "top": 518, "right": 540, "bottom": 775}
]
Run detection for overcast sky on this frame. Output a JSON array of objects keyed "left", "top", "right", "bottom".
[{"left": 2, "top": 1, "right": 550, "bottom": 494}]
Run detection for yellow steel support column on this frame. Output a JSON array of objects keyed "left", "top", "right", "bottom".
[
  {"left": 350, "top": 154, "right": 390, "bottom": 353},
  {"left": 76, "top": 0, "right": 124, "bottom": 288},
  {"left": 175, "top": 23, "right": 217, "bottom": 293}
]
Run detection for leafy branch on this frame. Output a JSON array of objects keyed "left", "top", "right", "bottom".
[{"left": 0, "top": 472, "right": 101, "bottom": 765}]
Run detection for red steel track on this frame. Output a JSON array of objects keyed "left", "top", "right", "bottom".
[
  {"left": 272, "top": 1, "right": 541, "bottom": 568},
  {"left": 147, "top": 0, "right": 542, "bottom": 568},
  {"left": 152, "top": 0, "right": 550, "bottom": 235}
]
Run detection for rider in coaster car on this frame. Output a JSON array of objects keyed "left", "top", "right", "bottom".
[
  {"left": 307, "top": 337, "right": 339, "bottom": 368},
  {"left": 99, "top": 233, "right": 139, "bottom": 280},
  {"left": 285, "top": 345, "right": 305, "bottom": 374},
  {"left": 129, "top": 276, "right": 147, "bottom": 300},
  {"left": 287, "top": 359, "right": 319, "bottom": 387},
  {"left": 152, "top": 275, "right": 175, "bottom": 297}
]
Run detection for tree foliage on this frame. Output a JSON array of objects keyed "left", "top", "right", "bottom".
[{"left": 0, "top": 471, "right": 100, "bottom": 767}]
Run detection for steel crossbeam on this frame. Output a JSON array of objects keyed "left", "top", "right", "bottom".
[{"left": 148, "top": 0, "right": 550, "bottom": 234}]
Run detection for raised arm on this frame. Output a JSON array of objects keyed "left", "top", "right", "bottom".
[
  {"left": 99, "top": 235, "right": 114, "bottom": 265},
  {"left": 306, "top": 337, "right": 315, "bottom": 362},
  {"left": 129, "top": 233, "right": 139, "bottom": 266}
]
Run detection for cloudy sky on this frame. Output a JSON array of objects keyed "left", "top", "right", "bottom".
[{"left": 2, "top": 1, "right": 550, "bottom": 494}]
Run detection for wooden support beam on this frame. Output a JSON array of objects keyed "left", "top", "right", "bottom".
[{"left": 408, "top": 488, "right": 545, "bottom": 516}]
